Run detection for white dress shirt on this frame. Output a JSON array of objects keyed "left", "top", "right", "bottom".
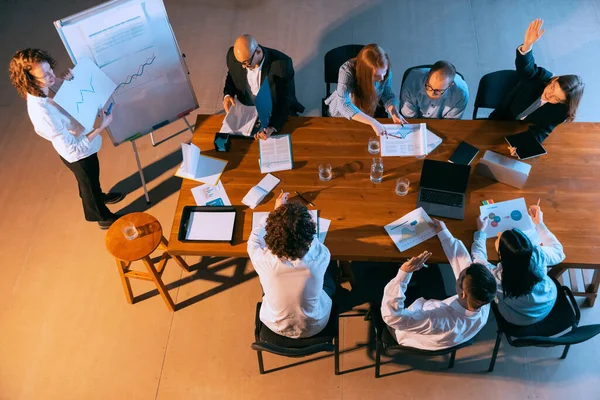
[
  {"left": 246, "top": 54, "right": 265, "bottom": 103},
  {"left": 247, "top": 216, "right": 332, "bottom": 338},
  {"left": 381, "top": 229, "right": 490, "bottom": 350},
  {"left": 26, "top": 86, "right": 101, "bottom": 163}
]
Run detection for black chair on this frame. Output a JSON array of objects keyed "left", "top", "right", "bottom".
[
  {"left": 488, "top": 277, "right": 600, "bottom": 372},
  {"left": 472, "top": 70, "right": 519, "bottom": 119},
  {"left": 400, "top": 64, "right": 466, "bottom": 88},
  {"left": 251, "top": 302, "right": 340, "bottom": 375},
  {"left": 322, "top": 44, "right": 364, "bottom": 116},
  {"left": 372, "top": 308, "right": 472, "bottom": 378}
]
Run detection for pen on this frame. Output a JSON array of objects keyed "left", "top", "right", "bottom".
[
  {"left": 390, "top": 221, "right": 408, "bottom": 230},
  {"left": 294, "top": 191, "right": 314, "bottom": 207},
  {"left": 536, "top": 198, "right": 540, "bottom": 207}
]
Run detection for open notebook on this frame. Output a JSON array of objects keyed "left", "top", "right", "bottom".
[{"left": 175, "top": 143, "right": 227, "bottom": 185}]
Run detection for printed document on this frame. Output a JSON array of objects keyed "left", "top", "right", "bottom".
[{"left": 259, "top": 134, "right": 293, "bottom": 173}]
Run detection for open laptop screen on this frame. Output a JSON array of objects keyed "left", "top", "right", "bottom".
[{"left": 420, "top": 159, "right": 471, "bottom": 193}]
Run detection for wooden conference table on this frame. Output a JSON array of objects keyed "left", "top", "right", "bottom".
[{"left": 169, "top": 115, "right": 600, "bottom": 305}]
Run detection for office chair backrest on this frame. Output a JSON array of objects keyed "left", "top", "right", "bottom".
[
  {"left": 473, "top": 70, "right": 519, "bottom": 119},
  {"left": 324, "top": 44, "right": 364, "bottom": 96},
  {"left": 491, "top": 277, "right": 579, "bottom": 339}
]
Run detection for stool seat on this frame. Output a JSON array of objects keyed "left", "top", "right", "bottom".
[
  {"left": 105, "top": 212, "right": 189, "bottom": 311},
  {"left": 106, "top": 212, "right": 162, "bottom": 261}
]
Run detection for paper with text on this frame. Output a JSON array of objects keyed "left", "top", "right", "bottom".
[
  {"left": 191, "top": 181, "right": 231, "bottom": 206},
  {"left": 259, "top": 134, "right": 293, "bottom": 173},
  {"left": 176, "top": 143, "right": 227, "bottom": 185},
  {"left": 380, "top": 123, "right": 428, "bottom": 157},
  {"left": 479, "top": 198, "right": 535, "bottom": 239}
]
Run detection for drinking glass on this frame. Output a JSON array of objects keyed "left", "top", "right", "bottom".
[
  {"left": 368, "top": 136, "right": 380, "bottom": 154},
  {"left": 370, "top": 158, "right": 384, "bottom": 184},
  {"left": 121, "top": 220, "right": 139, "bottom": 240},
  {"left": 319, "top": 163, "right": 333, "bottom": 181},
  {"left": 395, "top": 177, "right": 410, "bottom": 196}
]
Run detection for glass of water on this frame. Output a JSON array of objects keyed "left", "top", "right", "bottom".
[
  {"left": 395, "top": 177, "right": 410, "bottom": 196},
  {"left": 319, "top": 163, "right": 333, "bottom": 181},
  {"left": 370, "top": 157, "right": 384, "bottom": 184},
  {"left": 368, "top": 136, "right": 380, "bottom": 154},
  {"left": 121, "top": 220, "right": 139, "bottom": 241}
]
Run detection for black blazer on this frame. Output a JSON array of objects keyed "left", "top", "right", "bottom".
[
  {"left": 490, "top": 48, "right": 568, "bottom": 143},
  {"left": 223, "top": 46, "right": 304, "bottom": 132}
]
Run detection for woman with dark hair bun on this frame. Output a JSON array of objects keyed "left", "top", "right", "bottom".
[
  {"left": 472, "top": 204, "right": 565, "bottom": 325},
  {"left": 9, "top": 48, "right": 123, "bottom": 229}
]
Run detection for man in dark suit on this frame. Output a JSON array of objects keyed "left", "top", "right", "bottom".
[
  {"left": 223, "top": 34, "right": 304, "bottom": 140},
  {"left": 490, "top": 19, "right": 584, "bottom": 155}
]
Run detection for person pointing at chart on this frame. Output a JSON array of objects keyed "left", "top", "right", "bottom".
[
  {"left": 223, "top": 34, "right": 304, "bottom": 140},
  {"left": 9, "top": 49, "right": 124, "bottom": 230}
]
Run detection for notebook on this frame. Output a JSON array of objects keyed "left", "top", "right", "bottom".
[
  {"left": 242, "top": 174, "right": 280, "bottom": 209},
  {"left": 175, "top": 143, "right": 228, "bottom": 185},
  {"left": 259, "top": 134, "right": 293, "bottom": 173}
]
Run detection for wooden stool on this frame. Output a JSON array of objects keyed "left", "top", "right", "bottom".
[{"left": 105, "top": 212, "right": 189, "bottom": 311}]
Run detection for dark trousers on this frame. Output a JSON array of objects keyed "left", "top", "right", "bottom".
[{"left": 60, "top": 153, "right": 112, "bottom": 222}]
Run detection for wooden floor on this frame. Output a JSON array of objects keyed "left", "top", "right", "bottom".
[{"left": 1, "top": 1, "right": 599, "bottom": 399}]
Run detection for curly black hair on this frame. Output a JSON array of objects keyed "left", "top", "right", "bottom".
[
  {"left": 265, "top": 202, "right": 316, "bottom": 260},
  {"left": 9, "top": 48, "right": 56, "bottom": 99}
]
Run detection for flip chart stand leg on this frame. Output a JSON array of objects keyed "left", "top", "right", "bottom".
[
  {"left": 149, "top": 116, "right": 196, "bottom": 147},
  {"left": 131, "top": 140, "right": 151, "bottom": 204}
]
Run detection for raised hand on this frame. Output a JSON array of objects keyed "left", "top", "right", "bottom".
[
  {"left": 523, "top": 18, "right": 546, "bottom": 52},
  {"left": 400, "top": 251, "right": 432, "bottom": 273}
]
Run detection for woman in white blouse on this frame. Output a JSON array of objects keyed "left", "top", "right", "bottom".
[{"left": 9, "top": 49, "right": 122, "bottom": 229}]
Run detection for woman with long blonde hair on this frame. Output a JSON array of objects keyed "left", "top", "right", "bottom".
[{"left": 325, "top": 44, "right": 405, "bottom": 136}]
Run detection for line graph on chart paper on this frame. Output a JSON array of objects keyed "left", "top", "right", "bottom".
[
  {"left": 75, "top": 75, "right": 96, "bottom": 114},
  {"left": 113, "top": 53, "right": 158, "bottom": 94}
]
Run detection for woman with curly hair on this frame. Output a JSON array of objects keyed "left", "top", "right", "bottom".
[
  {"left": 247, "top": 192, "right": 335, "bottom": 338},
  {"left": 9, "top": 48, "right": 123, "bottom": 229}
]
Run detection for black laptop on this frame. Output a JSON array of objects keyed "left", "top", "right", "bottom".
[{"left": 416, "top": 159, "right": 471, "bottom": 220}]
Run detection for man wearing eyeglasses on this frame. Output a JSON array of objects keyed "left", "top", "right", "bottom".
[
  {"left": 399, "top": 61, "right": 468, "bottom": 119},
  {"left": 223, "top": 34, "right": 304, "bottom": 140}
]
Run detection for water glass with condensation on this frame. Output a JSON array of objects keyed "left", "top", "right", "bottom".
[
  {"left": 395, "top": 177, "right": 410, "bottom": 196},
  {"left": 319, "top": 163, "right": 332, "bottom": 181},
  {"left": 368, "top": 136, "right": 380, "bottom": 154},
  {"left": 121, "top": 220, "right": 139, "bottom": 240}
]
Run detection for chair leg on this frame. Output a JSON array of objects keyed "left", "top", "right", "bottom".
[
  {"left": 160, "top": 236, "right": 190, "bottom": 272},
  {"left": 375, "top": 340, "right": 382, "bottom": 378},
  {"left": 488, "top": 331, "right": 503, "bottom": 372},
  {"left": 561, "top": 344, "right": 571, "bottom": 360},
  {"left": 143, "top": 256, "right": 176, "bottom": 312},
  {"left": 448, "top": 350, "right": 456, "bottom": 368},
  {"left": 256, "top": 350, "right": 265, "bottom": 374},
  {"left": 116, "top": 260, "right": 134, "bottom": 304},
  {"left": 334, "top": 325, "right": 340, "bottom": 375}
]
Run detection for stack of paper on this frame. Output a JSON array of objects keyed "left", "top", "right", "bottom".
[
  {"left": 242, "top": 174, "right": 280, "bottom": 209},
  {"left": 385, "top": 207, "right": 437, "bottom": 252},
  {"left": 175, "top": 143, "right": 228, "bottom": 185},
  {"left": 259, "top": 134, "right": 293, "bottom": 173},
  {"left": 220, "top": 98, "right": 258, "bottom": 136},
  {"left": 186, "top": 211, "right": 236, "bottom": 241},
  {"left": 191, "top": 181, "right": 231, "bottom": 206},
  {"left": 479, "top": 198, "right": 535, "bottom": 240},
  {"left": 381, "top": 123, "right": 442, "bottom": 157}
]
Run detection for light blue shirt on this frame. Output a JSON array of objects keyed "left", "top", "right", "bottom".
[
  {"left": 400, "top": 68, "right": 469, "bottom": 119},
  {"left": 472, "top": 223, "right": 565, "bottom": 326},
  {"left": 325, "top": 60, "right": 399, "bottom": 119}
]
